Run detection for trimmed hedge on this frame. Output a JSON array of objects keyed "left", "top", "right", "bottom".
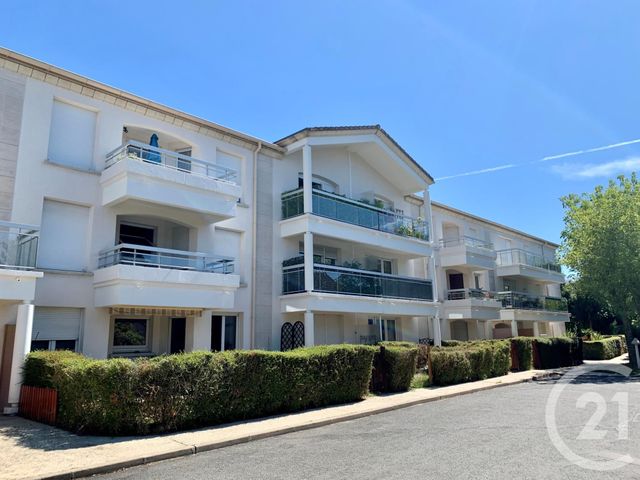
[
  {"left": 23, "top": 345, "right": 376, "bottom": 435},
  {"left": 371, "top": 345, "right": 418, "bottom": 393},
  {"left": 429, "top": 341, "right": 510, "bottom": 386},
  {"left": 378, "top": 341, "right": 429, "bottom": 369},
  {"left": 534, "top": 337, "right": 582, "bottom": 369},
  {"left": 583, "top": 336, "right": 626, "bottom": 360},
  {"left": 511, "top": 337, "right": 534, "bottom": 371}
]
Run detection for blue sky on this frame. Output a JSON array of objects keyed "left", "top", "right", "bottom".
[{"left": 3, "top": 1, "right": 640, "bottom": 244}]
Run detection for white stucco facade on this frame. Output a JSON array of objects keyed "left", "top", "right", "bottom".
[{"left": 0, "top": 48, "right": 569, "bottom": 410}]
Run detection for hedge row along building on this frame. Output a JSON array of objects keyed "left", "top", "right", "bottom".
[{"left": 0, "top": 48, "right": 568, "bottom": 412}]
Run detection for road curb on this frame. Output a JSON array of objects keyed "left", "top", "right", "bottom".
[{"left": 34, "top": 370, "right": 560, "bottom": 480}]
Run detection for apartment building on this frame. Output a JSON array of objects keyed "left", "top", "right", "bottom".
[
  {"left": 0, "top": 48, "right": 567, "bottom": 412},
  {"left": 432, "top": 202, "right": 568, "bottom": 341}
]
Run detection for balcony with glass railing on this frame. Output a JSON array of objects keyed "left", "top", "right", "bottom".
[
  {"left": 94, "top": 244, "right": 240, "bottom": 309},
  {"left": 105, "top": 141, "right": 238, "bottom": 184},
  {"left": 0, "top": 221, "right": 39, "bottom": 270},
  {"left": 495, "top": 248, "right": 561, "bottom": 273},
  {"left": 282, "top": 258, "right": 433, "bottom": 301},
  {"left": 440, "top": 236, "right": 493, "bottom": 250},
  {"left": 101, "top": 141, "right": 241, "bottom": 220},
  {"left": 496, "top": 291, "right": 568, "bottom": 312},
  {"left": 98, "top": 244, "right": 235, "bottom": 274},
  {"left": 446, "top": 288, "right": 496, "bottom": 301},
  {"left": 438, "top": 235, "right": 496, "bottom": 269},
  {"left": 281, "top": 188, "right": 429, "bottom": 241}
]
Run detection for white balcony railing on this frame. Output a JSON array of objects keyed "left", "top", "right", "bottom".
[
  {"left": 439, "top": 236, "right": 493, "bottom": 250},
  {"left": 495, "top": 248, "right": 561, "bottom": 273},
  {"left": 98, "top": 244, "right": 235, "bottom": 274},
  {"left": 0, "top": 221, "right": 39, "bottom": 270},
  {"left": 105, "top": 141, "right": 238, "bottom": 185}
]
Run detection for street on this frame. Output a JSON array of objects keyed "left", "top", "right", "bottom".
[{"left": 93, "top": 374, "right": 640, "bottom": 480}]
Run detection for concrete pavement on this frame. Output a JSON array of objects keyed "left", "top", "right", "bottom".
[{"left": 0, "top": 368, "right": 556, "bottom": 480}]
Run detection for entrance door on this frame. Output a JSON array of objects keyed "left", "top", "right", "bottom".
[
  {"left": 448, "top": 273, "right": 464, "bottom": 290},
  {"left": 170, "top": 318, "right": 186, "bottom": 354},
  {"left": 118, "top": 223, "right": 155, "bottom": 246}
]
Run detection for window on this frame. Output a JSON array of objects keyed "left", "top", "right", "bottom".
[
  {"left": 298, "top": 243, "right": 337, "bottom": 265},
  {"left": 30, "top": 340, "right": 77, "bottom": 351},
  {"left": 217, "top": 150, "right": 242, "bottom": 184},
  {"left": 474, "top": 274, "right": 481, "bottom": 289},
  {"left": 364, "top": 318, "right": 397, "bottom": 343},
  {"left": 211, "top": 315, "right": 237, "bottom": 351},
  {"left": 48, "top": 100, "right": 96, "bottom": 170},
  {"left": 175, "top": 148, "right": 192, "bottom": 172},
  {"left": 31, "top": 307, "right": 82, "bottom": 351},
  {"left": 113, "top": 318, "right": 150, "bottom": 352},
  {"left": 38, "top": 200, "right": 90, "bottom": 271},
  {"left": 377, "top": 259, "right": 393, "bottom": 274}
]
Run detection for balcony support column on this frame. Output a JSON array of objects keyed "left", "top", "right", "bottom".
[
  {"left": 511, "top": 320, "right": 519, "bottom": 338},
  {"left": 304, "top": 231, "right": 314, "bottom": 292},
  {"left": 302, "top": 144, "right": 313, "bottom": 214},
  {"left": 304, "top": 310, "right": 315, "bottom": 347},
  {"left": 533, "top": 321, "right": 540, "bottom": 337},
  {"left": 6, "top": 302, "right": 34, "bottom": 413},
  {"left": 432, "top": 315, "right": 442, "bottom": 346}
]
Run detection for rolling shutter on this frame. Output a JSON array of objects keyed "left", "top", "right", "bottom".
[{"left": 32, "top": 307, "right": 82, "bottom": 341}]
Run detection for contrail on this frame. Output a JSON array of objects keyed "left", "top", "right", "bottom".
[
  {"left": 436, "top": 164, "right": 516, "bottom": 181},
  {"left": 435, "top": 137, "right": 640, "bottom": 181}
]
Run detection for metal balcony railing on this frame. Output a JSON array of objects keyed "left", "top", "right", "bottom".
[
  {"left": 495, "top": 248, "right": 561, "bottom": 273},
  {"left": 281, "top": 188, "right": 429, "bottom": 241},
  {"left": 105, "top": 141, "right": 238, "bottom": 185},
  {"left": 0, "top": 221, "right": 39, "bottom": 270},
  {"left": 439, "top": 236, "right": 493, "bottom": 250},
  {"left": 496, "top": 291, "right": 568, "bottom": 312},
  {"left": 282, "top": 260, "right": 433, "bottom": 301},
  {"left": 446, "top": 288, "right": 496, "bottom": 301},
  {"left": 98, "top": 243, "right": 235, "bottom": 274}
]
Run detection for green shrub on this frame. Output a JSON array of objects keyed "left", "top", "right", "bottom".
[
  {"left": 534, "top": 337, "right": 582, "bottom": 369},
  {"left": 583, "top": 336, "right": 625, "bottom": 360},
  {"left": 378, "top": 341, "right": 429, "bottom": 369},
  {"left": 410, "top": 372, "right": 429, "bottom": 389},
  {"left": 23, "top": 345, "right": 376, "bottom": 435},
  {"left": 429, "top": 341, "right": 510, "bottom": 386},
  {"left": 511, "top": 337, "right": 534, "bottom": 371},
  {"left": 371, "top": 345, "right": 418, "bottom": 393},
  {"left": 441, "top": 340, "right": 465, "bottom": 347}
]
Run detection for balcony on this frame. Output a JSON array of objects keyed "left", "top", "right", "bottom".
[
  {"left": 100, "top": 142, "right": 242, "bottom": 223},
  {"left": 93, "top": 244, "right": 239, "bottom": 309},
  {"left": 281, "top": 260, "right": 435, "bottom": 316},
  {"left": 442, "top": 288, "right": 502, "bottom": 321},
  {"left": 283, "top": 262, "right": 433, "bottom": 301},
  {"left": 496, "top": 291, "right": 570, "bottom": 323},
  {"left": 0, "top": 221, "right": 43, "bottom": 301},
  {"left": 495, "top": 248, "right": 564, "bottom": 283},
  {"left": 438, "top": 236, "right": 496, "bottom": 269},
  {"left": 280, "top": 189, "right": 431, "bottom": 256}
]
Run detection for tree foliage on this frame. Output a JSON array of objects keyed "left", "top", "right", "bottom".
[{"left": 560, "top": 174, "right": 640, "bottom": 365}]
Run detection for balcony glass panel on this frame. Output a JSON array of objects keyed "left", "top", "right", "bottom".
[
  {"left": 281, "top": 188, "right": 429, "bottom": 241},
  {"left": 496, "top": 291, "right": 568, "bottom": 312},
  {"left": 98, "top": 244, "right": 235, "bottom": 274},
  {"left": 0, "top": 221, "right": 39, "bottom": 270},
  {"left": 495, "top": 248, "right": 561, "bottom": 273},
  {"left": 282, "top": 260, "right": 433, "bottom": 301},
  {"left": 440, "top": 236, "right": 493, "bottom": 250},
  {"left": 105, "top": 141, "right": 238, "bottom": 185}
]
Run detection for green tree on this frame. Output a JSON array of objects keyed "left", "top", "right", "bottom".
[
  {"left": 562, "top": 281, "right": 621, "bottom": 335},
  {"left": 560, "top": 174, "right": 640, "bottom": 366}
]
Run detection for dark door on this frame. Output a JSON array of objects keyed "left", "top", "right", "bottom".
[
  {"left": 119, "top": 223, "right": 155, "bottom": 246},
  {"left": 211, "top": 315, "right": 222, "bottom": 351},
  {"left": 170, "top": 318, "right": 186, "bottom": 354},
  {"left": 448, "top": 273, "right": 464, "bottom": 290}
]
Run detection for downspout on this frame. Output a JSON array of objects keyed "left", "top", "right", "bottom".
[{"left": 250, "top": 141, "right": 263, "bottom": 349}]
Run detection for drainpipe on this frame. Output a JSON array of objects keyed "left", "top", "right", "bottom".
[{"left": 250, "top": 141, "right": 263, "bottom": 349}]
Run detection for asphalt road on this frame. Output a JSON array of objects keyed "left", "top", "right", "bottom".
[{"left": 94, "top": 374, "right": 640, "bottom": 480}]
